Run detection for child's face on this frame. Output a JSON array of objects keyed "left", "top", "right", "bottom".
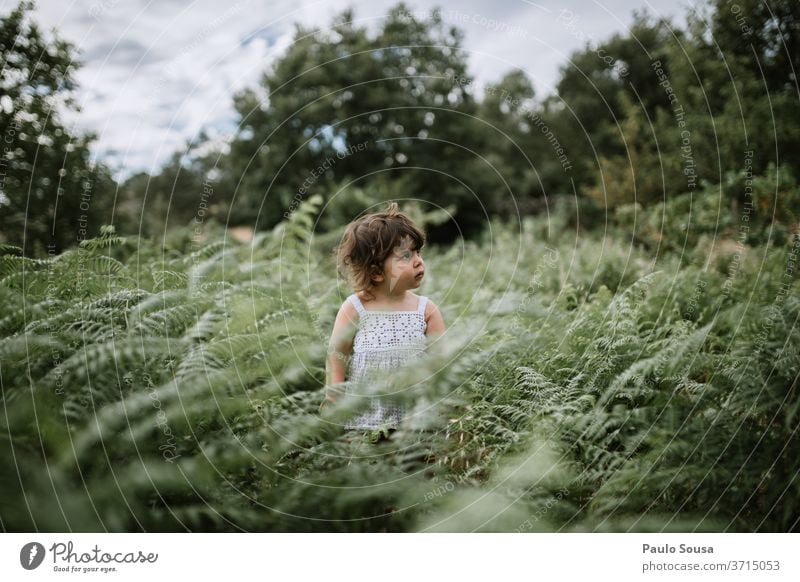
[{"left": 378, "top": 235, "right": 425, "bottom": 293}]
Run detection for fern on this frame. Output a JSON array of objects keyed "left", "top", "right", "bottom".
[{"left": 1, "top": 205, "right": 798, "bottom": 532}]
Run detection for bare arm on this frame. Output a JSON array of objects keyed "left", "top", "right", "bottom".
[
  {"left": 323, "top": 299, "right": 359, "bottom": 406},
  {"left": 425, "top": 299, "right": 446, "bottom": 338}
]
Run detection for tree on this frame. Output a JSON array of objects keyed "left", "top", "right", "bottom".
[
  {"left": 587, "top": 94, "right": 675, "bottom": 209},
  {"left": 553, "top": 0, "right": 800, "bottom": 210},
  {"left": 223, "top": 3, "right": 500, "bottom": 240},
  {"left": 0, "top": 1, "right": 114, "bottom": 256},
  {"left": 477, "top": 70, "right": 543, "bottom": 213},
  {"left": 679, "top": 0, "right": 800, "bottom": 178},
  {"left": 550, "top": 12, "right": 681, "bottom": 196},
  {"left": 116, "top": 133, "right": 227, "bottom": 239}
]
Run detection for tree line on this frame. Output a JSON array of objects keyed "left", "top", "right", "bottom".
[{"left": 2, "top": 0, "right": 798, "bottom": 254}]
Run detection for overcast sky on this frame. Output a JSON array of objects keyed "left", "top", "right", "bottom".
[{"left": 6, "top": 0, "right": 697, "bottom": 179}]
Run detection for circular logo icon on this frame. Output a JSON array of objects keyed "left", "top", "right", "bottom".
[{"left": 20, "top": 542, "right": 46, "bottom": 570}]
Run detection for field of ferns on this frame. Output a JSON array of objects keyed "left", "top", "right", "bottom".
[{"left": 1, "top": 189, "right": 799, "bottom": 533}]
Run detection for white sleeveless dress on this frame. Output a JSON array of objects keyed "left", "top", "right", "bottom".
[{"left": 343, "top": 293, "right": 428, "bottom": 429}]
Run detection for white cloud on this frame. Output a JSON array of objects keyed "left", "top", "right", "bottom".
[{"left": 16, "top": 0, "right": 689, "bottom": 180}]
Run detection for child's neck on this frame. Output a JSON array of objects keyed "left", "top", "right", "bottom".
[{"left": 364, "top": 285, "right": 411, "bottom": 305}]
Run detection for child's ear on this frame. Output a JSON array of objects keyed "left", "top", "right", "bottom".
[{"left": 368, "top": 264, "right": 385, "bottom": 283}]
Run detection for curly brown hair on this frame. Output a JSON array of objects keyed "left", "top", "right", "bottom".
[{"left": 336, "top": 202, "right": 425, "bottom": 296}]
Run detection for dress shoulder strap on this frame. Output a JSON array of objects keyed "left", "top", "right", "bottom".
[
  {"left": 348, "top": 293, "right": 367, "bottom": 316},
  {"left": 417, "top": 295, "right": 429, "bottom": 316}
]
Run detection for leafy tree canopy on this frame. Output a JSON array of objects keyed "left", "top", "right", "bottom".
[{"left": 0, "top": 1, "right": 115, "bottom": 256}]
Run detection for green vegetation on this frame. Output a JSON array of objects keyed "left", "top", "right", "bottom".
[
  {"left": 1, "top": 196, "right": 797, "bottom": 531},
  {"left": 0, "top": 1, "right": 115, "bottom": 255},
  {"left": 1, "top": 0, "right": 798, "bottom": 532},
  {"left": 4, "top": 1, "right": 799, "bottom": 249}
]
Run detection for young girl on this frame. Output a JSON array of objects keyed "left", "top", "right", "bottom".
[{"left": 323, "top": 202, "right": 446, "bottom": 432}]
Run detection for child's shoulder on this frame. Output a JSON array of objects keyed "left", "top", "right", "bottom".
[
  {"left": 337, "top": 294, "right": 360, "bottom": 318},
  {"left": 410, "top": 292, "right": 439, "bottom": 317},
  {"left": 421, "top": 295, "right": 440, "bottom": 317}
]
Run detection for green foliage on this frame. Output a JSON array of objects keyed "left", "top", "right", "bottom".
[
  {"left": 98, "top": 0, "right": 800, "bottom": 246},
  {"left": 615, "top": 164, "right": 800, "bottom": 253},
  {"left": 2, "top": 192, "right": 797, "bottom": 532},
  {"left": 553, "top": 0, "right": 800, "bottom": 210},
  {"left": 1, "top": 0, "right": 798, "bottom": 533},
  {"left": 0, "top": 1, "right": 116, "bottom": 256}
]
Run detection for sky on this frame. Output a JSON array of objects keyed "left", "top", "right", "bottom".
[{"left": 6, "top": 0, "right": 697, "bottom": 179}]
